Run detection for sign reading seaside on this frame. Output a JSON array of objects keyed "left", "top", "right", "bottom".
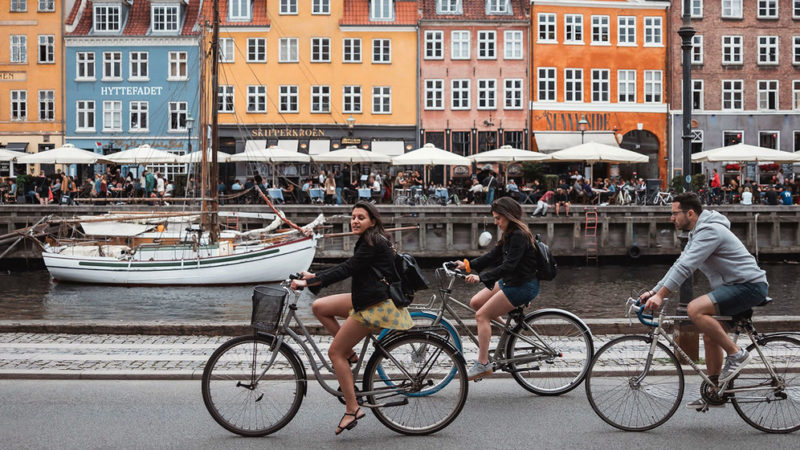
[{"left": 100, "top": 86, "right": 164, "bottom": 96}]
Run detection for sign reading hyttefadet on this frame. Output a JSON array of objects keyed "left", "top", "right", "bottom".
[{"left": 100, "top": 86, "right": 164, "bottom": 96}]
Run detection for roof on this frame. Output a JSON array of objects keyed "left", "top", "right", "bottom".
[
  {"left": 420, "top": 0, "right": 529, "bottom": 22},
  {"left": 340, "top": 0, "right": 419, "bottom": 26},
  {"left": 201, "top": 0, "right": 270, "bottom": 27},
  {"left": 67, "top": 0, "right": 204, "bottom": 37}
]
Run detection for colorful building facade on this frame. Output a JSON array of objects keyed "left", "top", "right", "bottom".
[{"left": 530, "top": 0, "right": 670, "bottom": 183}]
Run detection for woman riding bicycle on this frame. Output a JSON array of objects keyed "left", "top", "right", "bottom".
[
  {"left": 291, "top": 200, "right": 413, "bottom": 435},
  {"left": 455, "top": 196, "right": 540, "bottom": 380}
]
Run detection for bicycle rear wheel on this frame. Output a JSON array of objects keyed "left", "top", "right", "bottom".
[
  {"left": 201, "top": 334, "right": 305, "bottom": 437},
  {"left": 731, "top": 335, "right": 800, "bottom": 433},
  {"left": 504, "top": 310, "right": 594, "bottom": 395},
  {"left": 363, "top": 332, "right": 468, "bottom": 435},
  {"left": 585, "top": 336, "right": 684, "bottom": 432}
]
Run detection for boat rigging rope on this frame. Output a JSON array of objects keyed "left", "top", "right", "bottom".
[{"left": 255, "top": 189, "right": 307, "bottom": 234}]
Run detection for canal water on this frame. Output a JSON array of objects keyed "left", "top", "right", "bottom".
[{"left": 1, "top": 262, "right": 797, "bottom": 321}]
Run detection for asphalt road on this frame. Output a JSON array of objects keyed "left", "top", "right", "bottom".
[{"left": 0, "top": 378, "right": 797, "bottom": 449}]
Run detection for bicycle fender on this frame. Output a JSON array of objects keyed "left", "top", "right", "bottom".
[
  {"left": 259, "top": 333, "right": 308, "bottom": 397},
  {"left": 520, "top": 308, "right": 595, "bottom": 340}
]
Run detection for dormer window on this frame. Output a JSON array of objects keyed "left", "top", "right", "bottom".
[
  {"left": 487, "top": 0, "right": 510, "bottom": 15},
  {"left": 370, "top": 0, "right": 393, "bottom": 21},
  {"left": 437, "top": 0, "right": 461, "bottom": 15},
  {"left": 94, "top": 5, "right": 121, "bottom": 32},
  {"left": 229, "top": 0, "right": 251, "bottom": 21},
  {"left": 152, "top": 5, "right": 180, "bottom": 32}
]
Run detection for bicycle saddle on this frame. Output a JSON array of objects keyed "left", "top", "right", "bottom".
[{"left": 728, "top": 297, "right": 772, "bottom": 324}]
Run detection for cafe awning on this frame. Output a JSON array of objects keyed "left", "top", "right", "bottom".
[
  {"left": 533, "top": 132, "right": 619, "bottom": 153},
  {"left": 6, "top": 142, "right": 29, "bottom": 152}
]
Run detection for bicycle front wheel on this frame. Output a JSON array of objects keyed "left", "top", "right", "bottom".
[
  {"left": 731, "top": 335, "right": 800, "bottom": 433},
  {"left": 504, "top": 310, "right": 594, "bottom": 395},
  {"left": 363, "top": 332, "right": 468, "bottom": 435},
  {"left": 201, "top": 334, "right": 305, "bottom": 437},
  {"left": 585, "top": 336, "right": 684, "bottom": 432}
]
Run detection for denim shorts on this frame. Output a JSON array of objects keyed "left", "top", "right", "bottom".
[
  {"left": 499, "top": 279, "right": 540, "bottom": 308},
  {"left": 708, "top": 282, "right": 768, "bottom": 316}
]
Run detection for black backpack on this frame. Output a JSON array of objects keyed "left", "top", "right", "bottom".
[
  {"left": 373, "top": 241, "right": 430, "bottom": 308},
  {"left": 534, "top": 234, "right": 558, "bottom": 281}
]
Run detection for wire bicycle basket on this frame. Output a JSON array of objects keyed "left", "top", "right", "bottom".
[{"left": 251, "top": 285, "right": 288, "bottom": 332}]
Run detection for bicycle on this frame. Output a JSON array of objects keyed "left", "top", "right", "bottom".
[
  {"left": 651, "top": 189, "right": 673, "bottom": 206},
  {"left": 584, "top": 294, "right": 800, "bottom": 433},
  {"left": 379, "top": 262, "right": 595, "bottom": 395},
  {"left": 202, "top": 277, "right": 469, "bottom": 437}
]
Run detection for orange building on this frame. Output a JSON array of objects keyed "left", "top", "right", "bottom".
[
  {"left": 0, "top": 0, "right": 64, "bottom": 176},
  {"left": 530, "top": 0, "right": 670, "bottom": 183}
]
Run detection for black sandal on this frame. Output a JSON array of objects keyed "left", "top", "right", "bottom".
[
  {"left": 347, "top": 352, "right": 358, "bottom": 366},
  {"left": 335, "top": 407, "right": 365, "bottom": 435}
]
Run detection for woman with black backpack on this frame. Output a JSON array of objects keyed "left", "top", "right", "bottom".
[{"left": 455, "top": 196, "right": 539, "bottom": 381}]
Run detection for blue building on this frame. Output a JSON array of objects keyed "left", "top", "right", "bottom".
[{"left": 64, "top": 0, "right": 202, "bottom": 180}]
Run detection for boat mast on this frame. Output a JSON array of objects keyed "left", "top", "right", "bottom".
[
  {"left": 199, "top": 10, "right": 208, "bottom": 233},
  {"left": 208, "top": 0, "right": 220, "bottom": 242}
]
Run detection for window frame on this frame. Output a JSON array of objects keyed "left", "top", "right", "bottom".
[
  {"left": 591, "top": 15, "right": 610, "bottom": 45},
  {"left": 168, "top": 101, "right": 188, "bottom": 132},
  {"left": 692, "top": 79, "right": 704, "bottom": 111},
  {"left": 792, "top": 80, "right": 800, "bottom": 110},
  {"left": 76, "top": 100, "right": 95, "bottom": 132},
  {"left": 372, "top": 86, "right": 392, "bottom": 114},
  {"left": 617, "top": 16, "right": 636, "bottom": 46},
  {"left": 793, "top": 36, "right": 800, "bottom": 66},
  {"left": 11, "top": 0, "right": 27, "bottom": 11},
  {"left": 691, "top": 35, "right": 703, "bottom": 64},
  {"left": 10, "top": 35, "right": 27, "bottom": 63},
  {"left": 38, "top": 89, "right": 55, "bottom": 122},
  {"left": 102, "top": 51, "right": 122, "bottom": 81},
  {"left": 152, "top": 5, "right": 180, "bottom": 33},
  {"left": 477, "top": 30, "right": 496, "bottom": 60},
  {"left": 564, "top": 14, "right": 583, "bottom": 44},
  {"left": 372, "top": 38, "right": 391, "bottom": 64},
  {"left": 342, "top": 85, "right": 362, "bottom": 114},
  {"left": 617, "top": 69, "right": 636, "bottom": 103},
  {"left": 537, "top": 67, "right": 556, "bottom": 102},
  {"left": 644, "top": 70, "right": 662, "bottom": 103},
  {"left": 343, "top": 38, "right": 362, "bottom": 63},
  {"left": 38, "top": 0, "right": 55, "bottom": 12},
  {"left": 591, "top": 69, "right": 610, "bottom": 103},
  {"left": 10, "top": 90, "right": 27, "bottom": 121},
  {"left": 437, "top": 0, "right": 461, "bottom": 15},
  {"left": 451, "top": 30, "right": 470, "bottom": 60},
  {"left": 537, "top": 13, "right": 557, "bottom": 43},
  {"left": 312, "top": 0, "right": 330, "bottom": 15},
  {"left": 129, "top": 100, "right": 149, "bottom": 132},
  {"left": 425, "top": 31, "right": 444, "bottom": 60},
  {"left": 219, "top": 38, "right": 235, "bottom": 63},
  {"left": 685, "top": 0, "right": 703, "bottom": 18},
  {"left": 757, "top": 36, "right": 779, "bottom": 66},
  {"left": 218, "top": 85, "right": 235, "bottom": 113},
  {"left": 37, "top": 35, "right": 55, "bottom": 64},
  {"left": 644, "top": 17, "right": 663, "bottom": 46},
  {"left": 247, "top": 38, "right": 267, "bottom": 63},
  {"left": 168, "top": 51, "right": 188, "bottom": 80},
  {"left": 102, "top": 100, "right": 122, "bottom": 132},
  {"left": 757, "top": 0, "right": 778, "bottom": 19},
  {"left": 424, "top": 79, "right": 445, "bottom": 110},
  {"left": 487, "top": 0, "right": 509, "bottom": 15},
  {"left": 504, "top": 30, "right": 523, "bottom": 59},
  {"left": 477, "top": 78, "right": 497, "bottom": 110},
  {"left": 721, "top": 35, "right": 743, "bottom": 65},
  {"left": 94, "top": 5, "right": 121, "bottom": 32},
  {"left": 451, "top": 79, "right": 471, "bottom": 110},
  {"left": 564, "top": 68, "right": 583, "bottom": 102},
  {"left": 129, "top": 51, "right": 149, "bottom": 81},
  {"left": 503, "top": 78, "right": 523, "bottom": 110},
  {"left": 310, "top": 85, "right": 331, "bottom": 113},
  {"left": 280, "top": 0, "right": 298, "bottom": 15},
  {"left": 311, "top": 37, "right": 331, "bottom": 63},
  {"left": 247, "top": 85, "right": 267, "bottom": 113},
  {"left": 757, "top": 80, "right": 779, "bottom": 111},
  {"left": 228, "top": 0, "right": 251, "bottom": 21},
  {"left": 721, "top": 0, "right": 743, "bottom": 19},
  {"left": 721, "top": 79, "right": 744, "bottom": 111},
  {"left": 76, "top": 52, "right": 95, "bottom": 80},
  {"left": 370, "top": 0, "right": 394, "bottom": 21},
  {"left": 279, "top": 38, "right": 299, "bottom": 63}
]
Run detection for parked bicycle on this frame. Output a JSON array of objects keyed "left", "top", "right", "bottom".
[
  {"left": 585, "top": 294, "right": 800, "bottom": 433},
  {"left": 202, "top": 277, "right": 469, "bottom": 437},
  {"left": 651, "top": 189, "right": 674, "bottom": 206},
  {"left": 378, "top": 262, "right": 595, "bottom": 395}
]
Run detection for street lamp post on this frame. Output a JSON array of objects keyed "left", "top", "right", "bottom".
[
  {"left": 185, "top": 115, "right": 194, "bottom": 198},
  {"left": 578, "top": 114, "right": 590, "bottom": 179}
]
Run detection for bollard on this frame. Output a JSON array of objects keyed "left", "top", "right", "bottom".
[{"left": 675, "top": 231, "right": 699, "bottom": 363}]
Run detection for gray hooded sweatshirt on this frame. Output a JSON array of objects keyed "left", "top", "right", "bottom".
[{"left": 652, "top": 210, "right": 767, "bottom": 294}]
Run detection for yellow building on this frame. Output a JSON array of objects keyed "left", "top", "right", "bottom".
[
  {"left": 204, "top": 0, "right": 418, "bottom": 166},
  {"left": 0, "top": 0, "right": 64, "bottom": 176}
]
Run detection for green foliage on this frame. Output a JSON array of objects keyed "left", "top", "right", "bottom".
[
  {"left": 521, "top": 162, "right": 544, "bottom": 183},
  {"left": 692, "top": 173, "right": 706, "bottom": 191},
  {"left": 670, "top": 175, "right": 685, "bottom": 193},
  {"left": 543, "top": 174, "right": 559, "bottom": 191}
]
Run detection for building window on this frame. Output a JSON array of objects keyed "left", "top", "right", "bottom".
[
  {"left": 686, "top": 0, "right": 702, "bottom": 18},
  {"left": 451, "top": 31, "right": 470, "bottom": 59},
  {"left": 76, "top": 100, "right": 95, "bottom": 131},
  {"left": 504, "top": 30, "right": 523, "bottom": 59},
  {"left": 793, "top": 36, "right": 800, "bottom": 65},
  {"left": 722, "top": 36, "right": 742, "bottom": 65},
  {"left": 795, "top": 131, "right": 800, "bottom": 152},
  {"left": 487, "top": 0, "right": 509, "bottom": 14},
  {"left": 10, "top": 35, "right": 26, "bottom": 63},
  {"left": 451, "top": 131, "right": 470, "bottom": 156},
  {"left": 370, "top": 0, "right": 393, "bottom": 21},
  {"left": 794, "top": 80, "right": 800, "bottom": 110},
  {"left": 504, "top": 78, "right": 523, "bottom": 109},
  {"left": 129, "top": 52, "right": 149, "bottom": 80},
  {"left": 311, "top": 85, "right": 330, "bottom": 113},
  {"left": 372, "top": 39, "right": 391, "bottom": 63},
  {"left": 537, "top": 67, "right": 556, "bottom": 101},
  {"left": 644, "top": 17, "right": 662, "bottom": 45},
  {"left": 795, "top": 0, "right": 800, "bottom": 18},
  {"left": 229, "top": 0, "right": 251, "bottom": 20},
  {"left": 591, "top": 16, "right": 609, "bottom": 44},
  {"left": 102, "top": 101, "right": 122, "bottom": 131},
  {"left": 757, "top": 0, "right": 778, "bottom": 19},
  {"left": 280, "top": 0, "right": 297, "bottom": 14},
  {"left": 478, "top": 31, "right": 496, "bottom": 59},
  {"left": 280, "top": 38, "right": 299, "bottom": 62},
  {"left": 722, "top": 0, "right": 742, "bottom": 18},
  {"left": 425, "top": 31, "right": 443, "bottom": 59},
  {"left": 94, "top": 6, "right": 121, "bottom": 32},
  {"left": 130, "top": 101, "right": 148, "bottom": 131},
  {"left": 451, "top": 79, "right": 470, "bottom": 109},
  {"left": 38, "top": 35, "right": 54, "bottom": 64},
  {"left": 425, "top": 79, "right": 444, "bottom": 110},
  {"left": 39, "top": 0, "right": 55, "bottom": 12},
  {"left": 248, "top": 38, "right": 266, "bottom": 62},
  {"left": 247, "top": 85, "right": 267, "bottom": 113},
  {"left": 311, "top": 37, "right": 331, "bottom": 62},
  {"left": 644, "top": 70, "right": 662, "bottom": 103},
  {"left": 477, "top": 79, "right": 496, "bottom": 110},
  {"left": 76, "top": 52, "right": 95, "bottom": 80},
  {"left": 372, "top": 86, "right": 391, "bottom": 114},
  {"left": 723, "top": 130, "right": 742, "bottom": 146},
  {"left": 758, "top": 36, "right": 779, "bottom": 65},
  {"left": 38, "top": 90, "right": 54, "bottom": 121},
  {"left": 10, "top": 90, "right": 26, "bottom": 121},
  {"left": 692, "top": 80, "right": 704, "bottom": 110},
  {"left": 169, "top": 102, "right": 188, "bottom": 131},
  {"left": 343, "top": 85, "right": 361, "bottom": 113},
  {"left": 102, "top": 52, "right": 122, "bottom": 80},
  {"left": 618, "top": 69, "right": 636, "bottom": 102},
  {"left": 168, "top": 51, "right": 187, "bottom": 79},
  {"left": 152, "top": 5, "right": 179, "bottom": 32},
  {"left": 218, "top": 85, "right": 234, "bottom": 113},
  {"left": 722, "top": 80, "right": 743, "bottom": 110},
  {"left": 617, "top": 16, "right": 635, "bottom": 45},
  {"left": 538, "top": 13, "right": 556, "bottom": 42},
  {"left": 437, "top": 0, "right": 461, "bottom": 15},
  {"left": 758, "top": 80, "right": 778, "bottom": 111},
  {"left": 219, "top": 38, "right": 234, "bottom": 63},
  {"left": 11, "top": 0, "right": 26, "bottom": 11},
  {"left": 692, "top": 35, "right": 703, "bottom": 64},
  {"left": 565, "top": 14, "right": 583, "bottom": 44},
  {"left": 759, "top": 131, "right": 778, "bottom": 149},
  {"left": 343, "top": 38, "right": 362, "bottom": 62},
  {"left": 591, "top": 69, "right": 609, "bottom": 102},
  {"left": 312, "top": 0, "right": 330, "bottom": 14},
  {"left": 564, "top": 69, "right": 583, "bottom": 102}
]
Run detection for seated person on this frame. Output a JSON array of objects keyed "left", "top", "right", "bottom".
[
  {"left": 505, "top": 179, "right": 520, "bottom": 201},
  {"left": 532, "top": 190, "right": 554, "bottom": 217},
  {"left": 572, "top": 179, "right": 586, "bottom": 204},
  {"left": 467, "top": 178, "right": 484, "bottom": 204},
  {"left": 554, "top": 187, "right": 570, "bottom": 216}
]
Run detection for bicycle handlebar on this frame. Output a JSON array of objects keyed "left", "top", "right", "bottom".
[
  {"left": 441, "top": 261, "right": 467, "bottom": 279},
  {"left": 625, "top": 296, "right": 666, "bottom": 328}
]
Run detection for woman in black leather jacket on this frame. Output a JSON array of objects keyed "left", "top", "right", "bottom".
[
  {"left": 291, "top": 201, "right": 412, "bottom": 435},
  {"left": 456, "top": 196, "right": 539, "bottom": 380}
]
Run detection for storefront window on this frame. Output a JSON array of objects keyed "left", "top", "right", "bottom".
[
  {"left": 452, "top": 131, "right": 471, "bottom": 156},
  {"left": 478, "top": 131, "right": 497, "bottom": 153},
  {"left": 503, "top": 131, "right": 524, "bottom": 149},
  {"left": 425, "top": 132, "right": 445, "bottom": 150}
]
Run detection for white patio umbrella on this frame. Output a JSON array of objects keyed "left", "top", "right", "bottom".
[
  {"left": 311, "top": 146, "right": 390, "bottom": 164},
  {"left": 690, "top": 143, "right": 800, "bottom": 163},
  {"left": 470, "top": 145, "right": 551, "bottom": 163},
  {"left": 105, "top": 144, "right": 179, "bottom": 164},
  {"left": 0, "top": 149, "right": 26, "bottom": 162},
  {"left": 548, "top": 142, "right": 649, "bottom": 181},
  {"left": 17, "top": 143, "right": 108, "bottom": 164},
  {"left": 229, "top": 145, "right": 311, "bottom": 186},
  {"left": 177, "top": 150, "right": 231, "bottom": 163},
  {"left": 392, "top": 143, "right": 471, "bottom": 186}
]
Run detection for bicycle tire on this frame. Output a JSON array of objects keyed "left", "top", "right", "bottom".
[
  {"left": 731, "top": 335, "right": 800, "bottom": 433},
  {"left": 201, "top": 334, "right": 305, "bottom": 437},
  {"left": 585, "top": 335, "right": 684, "bottom": 432},
  {"left": 503, "top": 310, "right": 594, "bottom": 395},
  {"left": 363, "top": 331, "right": 468, "bottom": 436}
]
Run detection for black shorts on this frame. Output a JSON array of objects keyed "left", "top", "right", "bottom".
[{"left": 708, "top": 282, "right": 768, "bottom": 316}]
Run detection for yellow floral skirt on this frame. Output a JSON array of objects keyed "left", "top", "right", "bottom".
[{"left": 349, "top": 299, "right": 413, "bottom": 332}]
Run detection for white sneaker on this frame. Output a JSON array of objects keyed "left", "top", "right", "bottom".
[
  {"left": 719, "top": 349, "right": 752, "bottom": 383},
  {"left": 466, "top": 361, "right": 493, "bottom": 381}
]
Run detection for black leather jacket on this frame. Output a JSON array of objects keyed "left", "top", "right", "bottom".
[
  {"left": 469, "top": 229, "right": 538, "bottom": 289},
  {"left": 309, "top": 234, "right": 394, "bottom": 311}
]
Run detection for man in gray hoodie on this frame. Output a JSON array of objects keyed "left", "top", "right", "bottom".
[{"left": 641, "top": 192, "right": 768, "bottom": 409}]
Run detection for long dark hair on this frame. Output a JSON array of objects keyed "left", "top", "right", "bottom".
[
  {"left": 491, "top": 197, "right": 534, "bottom": 246},
  {"left": 352, "top": 200, "right": 389, "bottom": 246}
]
